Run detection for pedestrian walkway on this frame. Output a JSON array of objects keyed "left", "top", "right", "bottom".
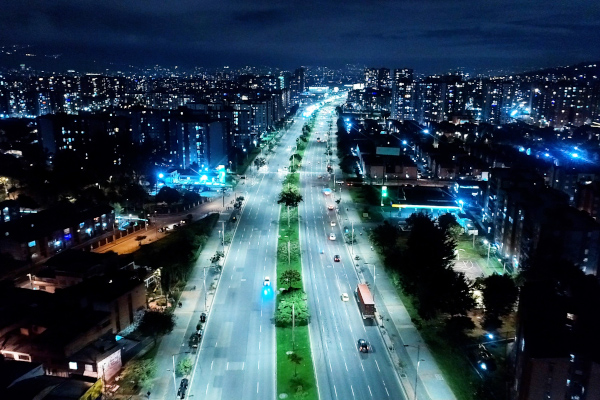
[
  {"left": 146, "top": 200, "right": 236, "bottom": 399},
  {"left": 338, "top": 188, "right": 456, "bottom": 400}
]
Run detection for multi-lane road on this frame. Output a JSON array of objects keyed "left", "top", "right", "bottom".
[
  {"left": 299, "top": 106, "right": 406, "bottom": 400},
  {"left": 187, "top": 102, "right": 405, "bottom": 400},
  {"left": 187, "top": 112, "right": 304, "bottom": 399}
]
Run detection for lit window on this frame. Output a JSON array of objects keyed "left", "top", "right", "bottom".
[{"left": 69, "top": 362, "right": 78, "bottom": 370}]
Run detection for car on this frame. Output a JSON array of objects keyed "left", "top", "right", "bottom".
[
  {"left": 330, "top": 221, "right": 336, "bottom": 226},
  {"left": 178, "top": 378, "right": 189, "bottom": 398},
  {"left": 334, "top": 255, "right": 341, "bottom": 262},
  {"left": 341, "top": 293, "right": 349, "bottom": 301},
  {"left": 263, "top": 276, "right": 270, "bottom": 286},
  {"left": 200, "top": 313, "right": 206, "bottom": 323},
  {"left": 329, "top": 233, "right": 336, "bottom": 240},
  {"left": 474, "top": 345, "right": 497, "bottom": 371},
  {"left": 358, "top": 339, "right": 369, "bottom": 353},
  {"left": 328, "top": 204, "right": 334, "bottom": 210}
]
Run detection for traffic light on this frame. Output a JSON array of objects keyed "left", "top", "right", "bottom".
[{"left": 382, "top": 186, "right": 388, "bottom": 197}]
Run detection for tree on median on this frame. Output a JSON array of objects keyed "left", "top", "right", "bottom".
[
  {"left": 280, "top": 269, "right": 302, "bottom": 290},
  {"left": 277, "top": 188, "right": 303, "bottom": 208}
]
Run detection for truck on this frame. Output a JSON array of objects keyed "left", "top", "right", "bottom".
[{"left": 356, "top": 284, "right": 375, "bottom": 319}]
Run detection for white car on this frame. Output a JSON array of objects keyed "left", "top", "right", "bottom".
[
  {"left": 263, "top": 276, "right": 270, "bottom": 286},
  {"left": 328, "top": 205, "right": 334, "bottom": 210},
  {"left": 330, "top": 221, "right": 336, "bottom": 226},
  {"left": 341, "top": 293, "right": 349, "bottom": 302},
  {"left": 329, "top": 233, "right": 336, "bottom": 240}
]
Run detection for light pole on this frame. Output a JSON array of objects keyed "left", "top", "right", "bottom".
[
  {"left": 26, "top": 273, "right": 34, "bottom": 289},
  {"left": 483, "top": 239, "right": 491, "bottom": 267},
  {"left": 351, "top": 221, "right": 354, "bottom": 256},
  {"left": 404, "top": 343, "right": 424, "bottom": 400},
  {"left": 221, "top": 221, "right": 225, "bottom": 250},
  {"left": 172, "top": 351, "right": 190, "bottom": 399}
]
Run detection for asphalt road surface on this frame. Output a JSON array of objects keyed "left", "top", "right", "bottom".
[
  {"left": 187, "top": 113, "right": 306, "bottom": 400},
  {"left": 299, "top": 105, "right": 406, "bottom": 400}
]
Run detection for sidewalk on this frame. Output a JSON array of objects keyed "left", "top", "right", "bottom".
[
  {"left": 147, "top": 200, "right": 236, "bottom": 399},
  {"left": 338, "top": 188, "right": 457, "bottom": 400}
]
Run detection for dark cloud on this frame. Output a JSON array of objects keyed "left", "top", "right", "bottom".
[{"left": 1, "top": 0, "right": 599, "bottom": 73}]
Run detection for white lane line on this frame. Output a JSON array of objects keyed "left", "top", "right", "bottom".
[
  {"left": 329, "top": 359, "right": 333, "bottom": 372},
  {"left": 351, "top": 385, "right": 355, "bottom": 398},
  {"left": 226, "top": 362, "right": 229, "bottom": 370},
  {"left": 368, "top": 385, "right": 373, "bottom": 397},
  {"left": 385, "top": 387, "right": 390, "bottom": 396},
  {"left": 206, "top": 383, "right": 209, "bottom": 395},
  {"left": 375, "top": 359, "right": 381, "bottom": 372},
  {"left": 242, "top": 362, "right": 245, "bottom": 370},
  {"left": 360, "top": 362, "right": 364, "bottom": 371},
  {"left": 345, "top": 362, "right": 348, "bottom": 372},
  {"left": 334, "top": 385, "right": 338, "bottom": 398},
  {"left": 257, "top": 382, "right": 259, "bottom": 393},
  {"left": 260, "top": 325, "right": 262, "bottom": 332}
]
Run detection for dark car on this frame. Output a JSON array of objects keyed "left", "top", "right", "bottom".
[
  {"left": 178, "top": 378, "right": 189, "bottom": 398},
  {"left": 358, "top": 339, "right": 369, "bottom": 353},
  {"left": 334, "top": 255, "right": 341, "bottom": 262},
  {"left": 474, "top": 345, "right": 497, "bottom": 372},
  {"left": 200, "top": 313, "right": 207, "bottom": 323}
]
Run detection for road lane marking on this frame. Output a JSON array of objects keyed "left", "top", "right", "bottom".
[
  {"left": 257, "top": 382, "right": 259, "bottom": 393},
  {"left": 206, "top": 383, "right": 209, "bottom": 395},
  {"left": 211, "top": 361, "right": 213, "bottom": 370},
  {"left": 334, "top": 385, "right": 338, "bottom": 398},
  {"left": 375, "top": 360, "right": 381, "bottom": 372},
  {"left": 226, "top": 362, "right": 229, "bottom": 370},
  {"left": 345, "top": 362, "right": 348, "bottom": 371},
  {"left": 351, "top": 385, "right": 355, "bottom": 398}
]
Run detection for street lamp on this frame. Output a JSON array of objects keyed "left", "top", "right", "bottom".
[
  {"left": 404, "top": 343, "right": 424, "bottom": 400},
  {"left": 26, "top": 273, "right": 34, "bottom": 289},
  {"left": 483, "top": 239, "right": 491, "bottom": 267}
]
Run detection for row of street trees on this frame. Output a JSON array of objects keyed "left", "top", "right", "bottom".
[{"left": 372, "top": 213, "right": 518, "bottom": 331}]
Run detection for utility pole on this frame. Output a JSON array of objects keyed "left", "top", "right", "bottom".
[{"left": 292, "top": 303, "right": 295, "bottom": 351}]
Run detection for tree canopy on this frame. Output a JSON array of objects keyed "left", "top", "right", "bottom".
[
  {"left": 280, "top": 269, "right": 302, "bottom": 290},
  {"left": 277, "top": 187, "right": 303, "bottom": 208},
  {"left": 156, "top": 186, "right": 181, "bottom": 205},
  {"left": 137, "top": 311, "right": 176, "bottom": 343}
]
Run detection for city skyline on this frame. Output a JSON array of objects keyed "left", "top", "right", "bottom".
[{"left": 2, "top": 0, "right": 600, "bottom": 74}]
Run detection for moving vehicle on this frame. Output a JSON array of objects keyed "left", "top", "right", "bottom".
[
  {"left": 328, "top": 204, "right": 334, "bottom": 210},
  {"left": 341, "top": 293, "right": 349, "bottom": 302},
  {"left": 356, "top": 284, "right": 376, "bottom": 319},
  {"left": 357, "top": 339, "right": 370, "bottom": 353},
  {"left": 263, "top": 276, "right": 270, "bottom": 286},
  {"left": 329, "top": 233, "right": 336, "bottom": 240},
  {"left": 330, "top": 221, "right": 336, "bottom": 226},
  {"left": 334, "top": 255, "right": 341, "bottom": 262}
]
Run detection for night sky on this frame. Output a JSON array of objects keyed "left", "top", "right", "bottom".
[{"left": 2, "top": 0, "right": 600, "bottom": 73}]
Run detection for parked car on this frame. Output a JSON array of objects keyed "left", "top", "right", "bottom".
[
  {"left": 178, "top": 378, "right": 189, "bottom": 398},
  {"left": 341, "top": 293, "right": 349, "bottom": 301}
]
